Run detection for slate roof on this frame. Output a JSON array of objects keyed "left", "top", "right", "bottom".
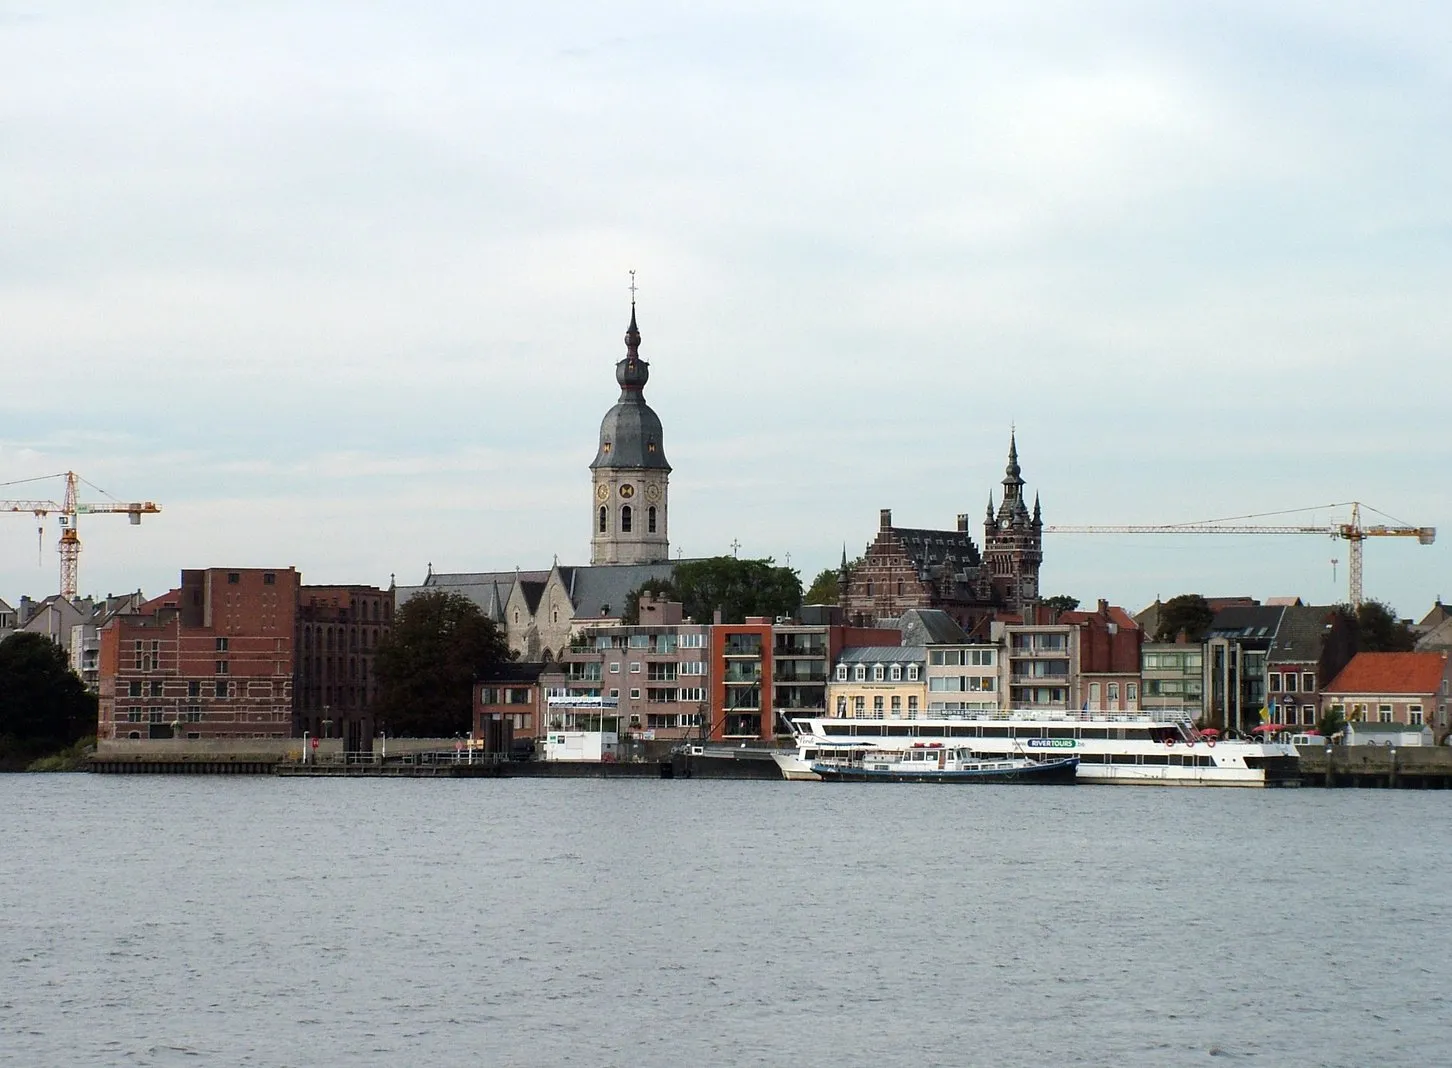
[
  {"left": 1208, "top": 605, "right": 1286, "bottom": 641},
  {"left": 562, "top": 562, "right": 681, "bottom": 620},
  {"left": 838, "top": 645, "right": 927, "bottom": 665},
  {"left": 897, "top": 608, "right": 970, "bottom": 646},
  {"left": 1416, "top": 617, "right": 1452, "bottom": 652},
  {"left": 1323, "top": 652, "right": 1451, "bottom": 695},
  {"left": 891, "top": 527, "right": 981, "bottom": 570},
  {"left": 1267, "top": 605, "right": 1339, "bottom": 664}
]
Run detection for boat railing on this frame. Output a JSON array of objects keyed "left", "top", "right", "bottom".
[{"left": 813, "top": 707, "right": 1194, "bottom": 727}]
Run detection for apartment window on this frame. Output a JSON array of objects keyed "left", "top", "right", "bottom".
[
  {"left": 1302, "top": 673, "right": 1315, "bottom": 691},
  {"left": 873, "top": 696, "right": 884, "bottom": 718},
  {"left": 1127, "top": 683, "right": 1137, "bottom": 704},
  {"left": 835, "top": 665, "right": 848, "bottom": 682},
  {"left": 1268, "top": 673, "right": 1281, "bottom": 692},
  {"left": 216, "top": 637, "right": 229, "bottom": 652},
  {"left": 907, "top": 696, "right": 918, "bottom": 718},
  {"left": 188, "top": 680, "right": 201, "bottom": 698},
  {"left": 891, "top": 695, "right": 901, "bottom": 716},
  {"left": 1107, "top": 683, "right": 1119, "bottom": 703},
  {"left": 609, "top": 662, "right": 620, "bottom": 674},
  {"left": 128, "top": 680, "right": 142, "bottom": 697},
  {"left": 1284, "top": 673, "right": 1297, "bottom": 693},
  {"left": 680, "top": 661, "right": 706, "bottom": 676},
  {"left": 836, "top": 696, "right": 847, "bottom": 716},
  {"left": 853, "top": 665, "right": 866, "bottom": 682},
  {"left": 1301, "top": 705, "right": 1314, "bottom": 724},
  {"left": 628, "top": 635, "right": 649, "bottom": 648},
  {"left": 149, "top": 679, "right": 163, "bottom": 697},
  {"left": 1378, "top": 704, "right": 1393, "bottom": 723},
  {"left": 1409, "top": 705, "right": 1423, "bottom": 725},
  {"left": 215, "top": 661, "right": 229, "bottom": 675},
  {"left": 907, "top": 665, "right": 918, "bottom": 681},
  {"left": 215, "top": 680, "right": 230, "bottom": 698},
  {"left": 890, "top": 665, "right": 902, "bottom": 681},
  {"left": 609, "top": 689, "right": 619, "bottom": 699},
  {"left": 853, "top": 696, "right": 865, "bottom": 716},
  {"left": 873, "top": 665, "right": 884, "bottom": 682},
  {"left": 227, "top": 572, "right": 240, "bottom": 584},
  {"left": 679, "top": 633, "right": 704, "bottom": 648},
  {"left": 679, "top": 688, "right": 705, "bottom": 703},
  {"left": 1089, "top": 683, "right": 1100, "bottom": 705},
  {"left": 629, "top": 688, "right": 640, "bottom": 700},
  {"left": 629, "top": 662, "right": 641, "bottom": 674}
]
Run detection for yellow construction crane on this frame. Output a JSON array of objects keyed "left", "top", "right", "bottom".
[
  {"left": 1046, "top": 501, "right": 1434, "bottom": 609},
  {"left": 0, "top": 471, "right": 161, "bottom": 600}
]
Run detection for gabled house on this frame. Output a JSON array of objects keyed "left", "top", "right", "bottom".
[
  {"left": 1263, "top": 605, "right": 1356, "bottom": 729},
  {"left": 1322, "top": 651, "right": 1452, "bottom": 739}
]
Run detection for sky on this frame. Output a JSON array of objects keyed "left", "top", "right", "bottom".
[{"left": 2, "top": 1, "right": 1450, "bottom": 619}]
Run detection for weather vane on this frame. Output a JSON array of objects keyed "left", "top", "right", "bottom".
[{"left": 629, "top": 269, "right": 637, "bottom": 303}]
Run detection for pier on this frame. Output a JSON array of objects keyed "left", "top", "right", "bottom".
[{"left": 1296, "top": 744, "right": 1452, "bottom": 788}]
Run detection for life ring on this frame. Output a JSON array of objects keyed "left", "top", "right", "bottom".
[
  {"left": 1205, "top": 738, "right": 1216, "bottom": 748},
  {"left": 1163, "top": 736, "right": 1175, "bottom": 747}
]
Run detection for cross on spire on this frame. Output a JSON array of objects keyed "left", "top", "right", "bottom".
[
  {"left": 628, "top": 269, "right": 638, "bottom": 303},
  {"left": 730, "top": 538, "right": 741, "bottom": 557}
]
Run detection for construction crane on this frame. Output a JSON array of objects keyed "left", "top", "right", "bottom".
[
  {"left": 1046, "top": 501, "right": 1434, "bottom": 609},
  {"left": 0, "top": 471, "right": 161, "bottom": 600}
]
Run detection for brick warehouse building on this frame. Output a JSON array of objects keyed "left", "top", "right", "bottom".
[
  {"left": 295, "top": 584, "right": 394, "bottom": 750},
  {"left": 97, "top": 568, "right": 299, "bottom": 740}
]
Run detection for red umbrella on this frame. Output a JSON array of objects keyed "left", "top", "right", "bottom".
[{"left": 1197, "top": 728, "right": 1221, "bottom": 737}]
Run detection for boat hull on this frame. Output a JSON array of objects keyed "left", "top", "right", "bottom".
[{"left": 811, "top": 756, "right": 1079, "bottom": 784}]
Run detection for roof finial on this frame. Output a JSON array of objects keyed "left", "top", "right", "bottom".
[{"left": 624, "top": 270, "right": 641, "bottom": 357}]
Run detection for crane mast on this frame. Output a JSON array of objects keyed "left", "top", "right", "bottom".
[{"left": 1046, "top": 501, "right": 1434, "bottom": 608}]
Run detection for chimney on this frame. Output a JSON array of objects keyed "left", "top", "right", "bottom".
[
  {"left": 956, "top": 514, "right": 969, "bottom": 532},
  {"left": 1099, "top": 599, "right": 1109, "bottom": 617},
  {"left": 880, "top": 508, "right": 892, "bottom": 530}
]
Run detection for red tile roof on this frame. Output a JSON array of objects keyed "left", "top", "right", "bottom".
[{"left": 1323, "top": 652, "right": 1450, "bottom": 696}]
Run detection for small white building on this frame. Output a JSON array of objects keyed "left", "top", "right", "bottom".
[{"left": 1344, "top": 722, "right": 1435, "bottom": 748}]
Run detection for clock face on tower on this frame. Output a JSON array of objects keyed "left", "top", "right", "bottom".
[
  {"left": 596, "top": 484, "right": 609, "bottom": 502},
  {"left": 619, "top": 484, "right": 635, "bottom": 499},
  {"left": 645, "top": 483, "right": 661, "bottom": 503}
]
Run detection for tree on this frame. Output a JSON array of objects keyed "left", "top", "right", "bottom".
[
  {"left": 1318, "top": 706, "right": 1347, "bottom": 741},
  {"left": 1339, "top": 600, "right": 1417, "bottom": 653},
  {"left": 626, "top": 556, "right": 802, "bottom": 625},
  {"left": 622, "top": 577, "right": 679, "bottom": 625},
  {"left": 374, "top": 591, "right": 513, "bottom": 737},
  {"left": 1154, "top": 594, "right": 1215, "bottom": 643},
  {"left": 804, "top": 568, "right": 840, "bottom": 605},
  {"left": 1040, "top": 595, "right": 1079, "bottom": 615},
  {"left": 0, "top": 633, "right": 97, "bottom": 768}
]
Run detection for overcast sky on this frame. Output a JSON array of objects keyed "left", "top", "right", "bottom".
[{"left": 2, "top": 1, "right": 1449, "bottom": 619}]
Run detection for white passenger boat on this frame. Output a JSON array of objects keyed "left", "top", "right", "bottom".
[
  {"left": 774, "top": 709, "right": 1300, "bottom": 787},
  {"left": 811, "top": 743, "right": 1078, "bottom": 784}
]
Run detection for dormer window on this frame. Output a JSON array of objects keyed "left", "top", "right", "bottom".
[
  {"left": 907, "top": 665, "right": 919, "bottom": 681},
  {"left": 890, "top": 664, "right": 902, "bottom": 681},
  {"left": 835, "top": 664, "right": 848, "bottom": 682},
  {"left": 853, "top": 664, "right": 866, "bottom": 682},
  {"left": 873, "top": 665, "right": 885, "bottom": 681}
]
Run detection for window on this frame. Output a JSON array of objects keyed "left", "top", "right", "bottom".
[
  {"left": 215, "top": 660, "right": 229, "bottom": 675},
  {"left": 680, "top": 661, "right": 706, "bottom": 676},
  {"left": 1089, "top": 683, "right": 1100, "bottom": 705},
  {"left": 872, "top": 696, "right": 884, "bottom": 718},
  {"left": 1378, "top": 704, "right": 1393, "bottom": 723},
  {"left": 216, "top": 637, "right": 229, "bottom": 652},
  {"left": 853, "top": 665, "right": 866, "bottom": 682},
  {"left": 609, "top": 662, "right": 620, "bottom": 674},
  {"left": 1409, "top": 705, "right": 1423, "bottom": 725},
  {"left": 227, "top": 572, "right": 240, "bottom": 584},
  {"left": 1302, "top": 705, "right": 1314, "bottom": 724},
  {"left": 853, "top": 696, "right": 865, "bottom": 715},
  {"left": 891, "top": 695, "right": 901, "bottom": 716},
  {"left": 907, "top": 696, "right": 918, "bottom": 718},
  {"left": 1127, "top": 683, "right": 1137, "bottom": 703},
  {"left": 149, "top": 679, "right": 163, "bottom": 697},
  {"left": 215, "top": 680, "right": 229, "bottom": 698},
  {"left": 629, "top": 662, "right": 641, "bottom": 674},
  {"left": 1107, "top": 683, "right": 1119, "bottom": 703},
  {"left": 872, "top": 665, "right": 884, "bottom": 681},
  {"left": 648, "top": 506, "right": 657, "bottom": 533},
  {"left": 621, "top": 505, "right": 632, "bottom": 533},
  {"left": 598, "top": 506, "right": 607, "bottom": 533},
  {"left": 835, "top": 664, "right": 848, "bottom": 682},
  {"left": 907, "top": 665, "right": 918, "bottom": 681},
  {"left": 629, "top": 688, "right": 641, "bottom": 700},
  {"left": 263, "top": 572, "right": 276, "bottom": 586},
  {"left": 679, "top": 633, "right": 704, "bottom": 648},
  {"left": 1284, "top": 673, "right": 1297, "bottom": 693},
  {"left": 609, "top": 689, "right": 620, "bottom": 699},
  {"left": 890, "top": 665, "right": 902, "bottom": 681},
  {"left": 836, "top": 696, "right": 847, "bottom": 716},
  {"left": 128, "top": 680, "right": 142, "bottom": 697},
  {"left": 1302, "top": 673, "right": 1315, "bottom": 691},
  {"left": 1268, "top": 672, "right": 1281, "bottom": 692},
  {"left": 188, "top": 680, "right": 200, "bottom": 697}
]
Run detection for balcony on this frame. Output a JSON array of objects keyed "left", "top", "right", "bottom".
[{"left": 723, "top": 663, "right": 762, "bottom": 683}]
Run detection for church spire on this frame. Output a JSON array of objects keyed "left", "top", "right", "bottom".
[{"left": 1033, "top": 492, "right": 1042, "bottom": 528}]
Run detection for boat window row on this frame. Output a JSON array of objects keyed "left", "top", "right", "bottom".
[
  {"left": 1078, "top": 754, "right": 1217, "bottom": 767},
  {"left": 818, "top": 723, "right": 1174, "bottom": 741}
]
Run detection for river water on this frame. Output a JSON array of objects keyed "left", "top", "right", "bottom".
[{"left": 1, "top": 775, "right": 1447, "bottom": 1067}]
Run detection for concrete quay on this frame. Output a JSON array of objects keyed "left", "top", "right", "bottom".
[{"left": 1296, "top": 744, "right": 1452, "bottom": 788}]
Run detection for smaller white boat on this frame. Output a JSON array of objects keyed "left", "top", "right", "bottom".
[{"left": 809, "top": 743, "right": 1078, "bottom": 784}]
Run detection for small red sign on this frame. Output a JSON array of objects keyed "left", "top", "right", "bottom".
[{"left": 311, "top": 737, "right": 319, "bottom": 750}]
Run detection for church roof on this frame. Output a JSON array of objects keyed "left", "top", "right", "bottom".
[
  {"left": 399, "top": 562, "right": 685, "bottom": 623},
  {"left": 890, "top": 527, "right": 982, "bottom": 570},
  {"left": 565, "top": 562, "right": 680, "bottom": 620}
]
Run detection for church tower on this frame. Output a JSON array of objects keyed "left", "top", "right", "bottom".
[
  {"left": 983, "top": 431, "right": 1043, "bottom": 610},
  {"left": 590, "top": 300, "right": 671, "bottom": 565}
]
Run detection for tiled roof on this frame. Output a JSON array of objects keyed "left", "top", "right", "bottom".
[
  {"left": 889, "top": 527, "right": 981, "bottom": 570},
  {"left": 1208, "top": 605, "right": 1286, "bottom": 639},
  {"left": 1323, "top": 652, "right": 1450, "bottom": 695},
  {"left": 1267, "top": 605, "right": 1339, "bottom": 664}
]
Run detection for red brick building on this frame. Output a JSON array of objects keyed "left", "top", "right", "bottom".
[
  {"left": 1060, "top": 600, "right": 1143, "bottom": 712},
  {"left": 98, "top": 568, "right": 299, "bottom": 740},
  {"left": 1322, "top": 651, "right": 1452, "bottom": 736}
]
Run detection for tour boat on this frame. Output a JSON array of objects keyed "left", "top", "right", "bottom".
[
  {"left": 773, "top": 709, "right": 1300, "bottom": 787},
  {"left": 809, "top": 743, "right": 1078, "bottom": 784}
]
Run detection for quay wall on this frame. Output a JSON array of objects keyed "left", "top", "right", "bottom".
[{"left": 1296, "top": 744, "right": 1452, "bottom": 788}]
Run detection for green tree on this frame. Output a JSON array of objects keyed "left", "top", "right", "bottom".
[
  {"left": 374, "top": 591, "right": 513, "bottom": 737},
  {"left": 626, "top": 557, "right": 802, "bottom": 625},
  {"left": 1040, "top": 594, "right": 1080, "bottom": 615},
  {"left": 1154, "top": 594, "right": 1215, "bottom": 643},
  {"left": 0, "top": 633, "right": 97, "bottom": 769},
  {"left": 804, "top": 568, "right": 840, "bottom": 605},
  {"left": 621, "top": 577, "right": 680, "bottom": 625},
  {"left": 1317, "top": 706, "right": 1347, "bottom": 741},
  {"left": 1339, "top": 600, "right": 1417, "bottom": 653}
]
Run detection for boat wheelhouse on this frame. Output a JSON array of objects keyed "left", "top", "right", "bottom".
[{"left": 774, "top": 708, "right": 1300, "bottom": 787}]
